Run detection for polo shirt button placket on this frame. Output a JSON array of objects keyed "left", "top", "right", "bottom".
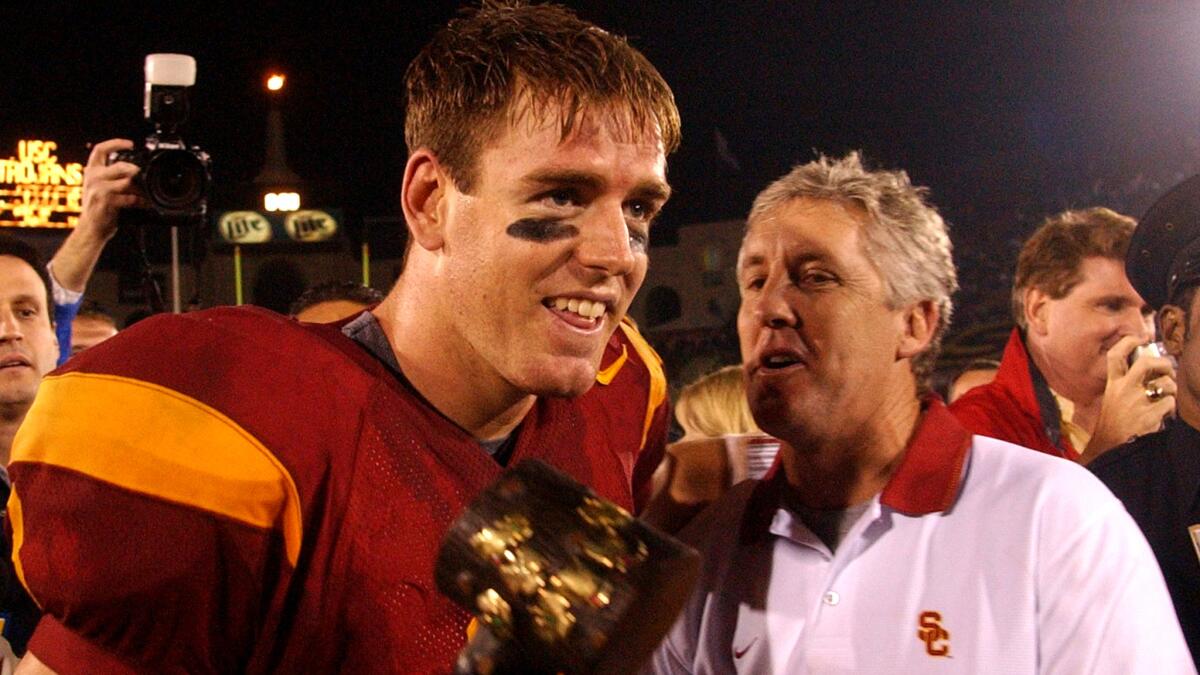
[{"left": 823, "top": 590, "right": 840, "bottom": 606}]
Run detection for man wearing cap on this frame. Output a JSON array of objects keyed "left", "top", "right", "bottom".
[
  {"left": 950, "top": 207, "right": 1176, "bottom": 464},
  {"left": 1090, "top": 174, "right": 1200, "bottom": 665}
]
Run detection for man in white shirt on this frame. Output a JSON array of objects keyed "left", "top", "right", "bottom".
[{"left": 649, "top": 153, "right": 1192, "bottom": 673}]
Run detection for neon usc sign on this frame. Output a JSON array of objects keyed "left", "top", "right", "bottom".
[{"left": 0, "top": 140, "right": 84, "bottom": 228}]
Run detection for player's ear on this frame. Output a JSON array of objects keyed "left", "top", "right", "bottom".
[{"left": 401, "top": 149, "right": 449, "bottom": 252}]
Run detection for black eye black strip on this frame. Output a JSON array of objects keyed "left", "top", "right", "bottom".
[{"left": 505, "top": 218, "right": 579, "bottom": 243}]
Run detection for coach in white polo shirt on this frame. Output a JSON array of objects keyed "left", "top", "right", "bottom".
[{"left": 648, "top": 153, "right": 1191, "bottom": 674}]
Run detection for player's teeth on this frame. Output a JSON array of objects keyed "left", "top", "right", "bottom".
[{"left": 548, "top": 296, "right": 605, "bottom": 320}]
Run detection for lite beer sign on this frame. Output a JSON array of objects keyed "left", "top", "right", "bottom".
[
  {"left": 218, "top": 209, "right": 339, "bottom": 244},
  {"left": 218, "top": 211, "right": 272, "bottom": 243},
  {"left": 0, "top": 140, "right": 84, "bottom": 228},
  {"left": 284, "top": 210, "right": 336, "bottom": 242}
]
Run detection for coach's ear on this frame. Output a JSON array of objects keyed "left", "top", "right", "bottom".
[
  {"left": 401, "top": 149, "right": 449, "bottom": 252},
  {"left": 896, "top": 299, "right": 937, "bottom": 361}
]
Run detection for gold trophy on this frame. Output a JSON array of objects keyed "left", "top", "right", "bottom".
[{"left": 436, "top": 460, "right": 700, "bottom": 674}]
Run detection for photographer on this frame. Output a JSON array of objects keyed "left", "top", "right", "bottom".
[{"left": 46, "top": 138, "right": 141, "bottom": 363}]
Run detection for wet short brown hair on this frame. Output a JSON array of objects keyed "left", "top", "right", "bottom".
[
  {"left": 404, "top": 1, "right": 681, "bottom": 193},
  {"left": 1012, "top": 207, "right": 1136, "bottom": 327}
]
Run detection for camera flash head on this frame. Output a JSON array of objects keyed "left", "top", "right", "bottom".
[
  {"left": 144, "top": 54, "right": 196, "bottom": 87},
  {"left": 142, "top": 54, "right": 197, "bottom": 134}
]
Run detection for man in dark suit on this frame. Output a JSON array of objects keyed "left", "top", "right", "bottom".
[{"left": 1091, "top": 173, "right": 1200, "bottom": 666}]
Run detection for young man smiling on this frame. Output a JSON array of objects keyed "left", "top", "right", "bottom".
[{"left": 10, "top": 4, "right": 677, "bottom": 672}]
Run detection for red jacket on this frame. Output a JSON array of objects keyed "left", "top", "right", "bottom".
[{"left": 948, "top": 328, "right": 1079, "bottom": 461}]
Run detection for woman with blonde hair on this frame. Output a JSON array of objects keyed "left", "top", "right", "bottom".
[
  {"left": 646, "top": 365, "right": 780, "bottom": 533},
  {"left": 674, "top": 365, "right": 760, "bottom": 440}
]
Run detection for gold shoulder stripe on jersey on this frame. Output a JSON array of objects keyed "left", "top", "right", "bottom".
[{"left": 10, "top": 372, "right": 304, "bottom": 567}]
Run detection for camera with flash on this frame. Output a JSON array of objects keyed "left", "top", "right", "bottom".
[{"left": 108, "top": 54, "right": 212, "bottom": 221}]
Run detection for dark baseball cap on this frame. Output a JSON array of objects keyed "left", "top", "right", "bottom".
[{"left": 1127, "top": 173, "right": 1200, "bottom": 310}]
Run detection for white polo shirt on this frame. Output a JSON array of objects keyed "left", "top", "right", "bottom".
[{"left": 649, "top": 401, "right": 1194, "bottom": 674}]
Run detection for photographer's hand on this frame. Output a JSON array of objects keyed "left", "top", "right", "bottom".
[
  {"left": 1079, "top": 335, "right": 1176, "bottom": 465},
  {"left": 50, "top": 139, "right": 144, "bottom": 293}
]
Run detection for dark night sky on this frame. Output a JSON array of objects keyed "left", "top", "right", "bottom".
[{"left": 3, "top": 2, "right": 1200, "bottom": 257}]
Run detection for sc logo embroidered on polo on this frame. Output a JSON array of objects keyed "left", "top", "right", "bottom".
[{"left": 917, "top": 611, "right": 951, "bottom": 657}]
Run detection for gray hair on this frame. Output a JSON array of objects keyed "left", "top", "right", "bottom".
[{"left": 746, "top": 152, "right": 958, "bottom": 387}]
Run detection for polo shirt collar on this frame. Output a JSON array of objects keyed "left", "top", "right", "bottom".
[
  {"left": 745, "top": 396, "right": 973, "bottom": 532},
  {"left": 879, "top": 397, "right": 973, "bottom": 514}
]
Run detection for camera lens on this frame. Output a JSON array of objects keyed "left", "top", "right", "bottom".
[{"left": 144, "top": 149, "right": 207, "bottom": 210}]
